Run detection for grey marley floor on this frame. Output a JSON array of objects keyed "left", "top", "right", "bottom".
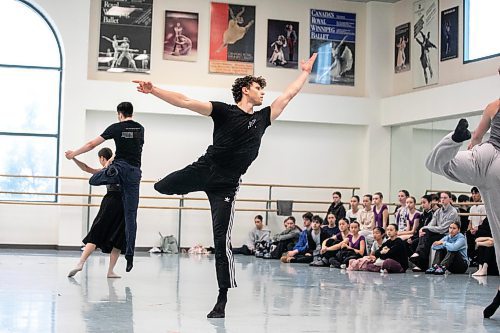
[{"left": 0, "top": 249, "right": 499, "bottom": 333}]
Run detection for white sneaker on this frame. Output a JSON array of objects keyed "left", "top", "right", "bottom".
[
  {"left": 410, "top": 253, "right": 419, "bottom": 258},
  {"left": 340, "top": 264, "right": 347, "bottom": 269}
]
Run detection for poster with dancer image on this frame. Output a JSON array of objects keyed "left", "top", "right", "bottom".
[
  {"left": 209, "top": 2, "right": 255, "bottom": 75},
  {"left": 440, "top": 6, "right": 459, "bottom": 61},
  {"left": 98, "top": 0, "right": 153, "bottom": 74},
  {"left": 163, "top": 11, "right": 199, "bottom": 62},
  {"left": 309, "top": 9, "right": 356, "bottom": 86},
  {"left": 266, "top": 19, "right": 299, "bottom": 69},
  {"left": 412, "top": 0, "right": 438, "bottom": 88},
  {"left": 394, "top": 22, "right": 410, "bottom": 73}
]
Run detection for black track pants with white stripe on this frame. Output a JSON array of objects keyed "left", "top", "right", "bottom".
[{"left": 154, "top": 157, "right": 239, "bottom": 289}]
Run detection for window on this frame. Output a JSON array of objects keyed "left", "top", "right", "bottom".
[
  {"left": 0, "top": 0, "right": 62, "bottom": 201},
  {"left": 463, "top": 0, "right": 500, "bottom": 62}
]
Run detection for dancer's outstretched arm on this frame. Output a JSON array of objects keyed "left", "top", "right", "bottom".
[
  {"left": 468, "top": 100, "right": 499, "bottom": 149},
  {"left": 270, "top": 53, "right": 317, "bottom": 121},
  {"left": 133, "top": 80, "right": 212, "bottom": 116},
  {"left": 72, "top": 157, "right": 101, "bottom": 175},
  {"left": 65, "top": 136, "right": 105, "bottom": 160}
]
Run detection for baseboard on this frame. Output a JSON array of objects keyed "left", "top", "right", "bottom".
[{"left": 0, "top": 244, "right": 152, "bottom": 252}]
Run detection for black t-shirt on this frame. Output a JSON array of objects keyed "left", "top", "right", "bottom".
[
  {"left": 204, "top": 102, "right": 271, "bottom": 176},
  {"left": 101, "top": 120, "right": 144, "bottom": 167}
]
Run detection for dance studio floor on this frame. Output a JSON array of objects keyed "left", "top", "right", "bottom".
[{"left": 0, "top": 249, "right": 499, "bottom": 333}]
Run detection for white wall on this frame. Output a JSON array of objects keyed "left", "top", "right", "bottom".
[{"left": 1, "top": 0, "right": 497, "bottom": 248}]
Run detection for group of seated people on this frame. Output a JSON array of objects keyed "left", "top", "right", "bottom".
[{"left": 233, "top": 189, "right": 497, "bottom": 276}]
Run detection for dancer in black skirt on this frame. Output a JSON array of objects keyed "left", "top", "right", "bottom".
[{"left": 68, "top": 148, "right": 125, "bottom": 278}]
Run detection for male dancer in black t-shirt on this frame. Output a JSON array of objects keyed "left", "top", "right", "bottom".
[
  {"left": 65, "top": 102, "right": 144, "bottom": 273},
  {"left": 133, "top": 53, "right": 317, "bottom": 318}
]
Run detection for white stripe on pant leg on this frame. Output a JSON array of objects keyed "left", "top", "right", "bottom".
[{"left": 225, "top": 185, "right": 239, "bottom": 288}]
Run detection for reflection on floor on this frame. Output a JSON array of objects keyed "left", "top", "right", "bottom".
[{"left": 0, "top": 249, "right": 499, "bottom": 333}]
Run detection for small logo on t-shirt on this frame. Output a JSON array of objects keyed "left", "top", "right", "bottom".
[
  {"left": 247, "top": 119, "right": 257, "bottom": 129},
  {"left": 121, "top": 131, "right": 134, "bottom": 138}
]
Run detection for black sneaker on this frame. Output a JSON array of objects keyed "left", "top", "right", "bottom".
[{"left": 451, "top": 119, "right": 471, "bottom": 143}]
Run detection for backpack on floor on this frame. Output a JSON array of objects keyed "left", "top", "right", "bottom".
[{"left": 159, "top": 233, "right": 179, "bottom": 254}]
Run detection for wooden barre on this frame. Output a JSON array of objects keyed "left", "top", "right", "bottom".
[
  {"left": 0, "top": 200, "right": 330, "bottom": 214},
  {"left": 0, "top": 174, "right": 359, "bottom": 191}
]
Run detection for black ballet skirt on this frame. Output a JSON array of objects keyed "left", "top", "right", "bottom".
[{"left": 83, "top": 184, "right": 125, "bottom": 254}]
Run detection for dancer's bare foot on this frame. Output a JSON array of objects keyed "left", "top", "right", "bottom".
[{"left": 107, "top": 272, "right": 122, "bottom": 278}]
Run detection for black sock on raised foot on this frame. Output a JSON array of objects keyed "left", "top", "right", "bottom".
[
  {"left": 451, "top": 118, "right": 471, "bottom": 143},
  {"left": 207, "top": 288, "right": 228, "bottom": 318},
  {"left": 125, "top": 255, "right": 133, "bottom": 272},
  {"left": 484, "top": 290, "right": 500, "bottom": 319}
]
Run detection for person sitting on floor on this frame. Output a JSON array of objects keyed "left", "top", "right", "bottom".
[
  {"left": 329, "top": 221, "right": 366, "bottom": 269},
  {"left": 410, "top": 191, "right": 458, "bottom": 271},
  {"left": 233, "top": 215, "right": 270, "bottom": 255},
  {"left": 268, "top": 216, "right": 301, "bottom": 259},
  {"left": 426, "top": 221, "right": 469, "bottom": 275},
  {"left": 472, "top": 237, "right": 498, "bottom": 277},
  {"left": 311, "top": 218, "right": 351, "bottom": 267},
  {"left": 346, "top": 195, "right": 361, "bottom": 222},
  {"left": 322, "top": 212, "right": 339, "bottom": 237},
  {"left": 398, "top": 196, "right": 421, "bottom": 242},
  {"left": 348, "top": 227, "right": 386, "bottom": 271},
  {"left": 368, "top": 223, "right": 408, "bottom": 273},
  {"left": 282, "top": 215, "right": 328, "bottom": 264}
]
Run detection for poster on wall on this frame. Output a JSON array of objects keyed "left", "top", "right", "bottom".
[
  {"left": 163, "top": 11, "right": 199, "bottom": 62},
  {"left": 440, "top": 6, "right": 459, "bottom": 61},
  {"left": 412, "top": 0, "right": 438, "bottom": 88},
  {"left": 209, "top": 2, "right": 255, "bottom": 75},
  {"left": 98, "top": 0, "right": 153, "bottom": 73},
  {"left": 394, "top": 22, "right": 411, "bottom": 73},
  {"left": 309, "top": 9, "right": 356, "bottom": 86},
  {"left": 266, "top": 19, "right": 299, "bottom": 69}
]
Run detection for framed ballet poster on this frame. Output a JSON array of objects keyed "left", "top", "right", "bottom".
[
  {"left": 267, "top": 19, "right": 299, "bottom": 69},
  {"left": 395, "top": 22, "right": 411, "bottom": 73},
  {"left": 412, "top": 0, "right": 439, "bottom": 88},
  {"left": 163, "top": 11, "right": 199, "bottom": 62},
  {"left": 209, "top": 2, "right": 255, "bottom": 75},
  {"left": 98, "top": 0, "right": 153, "bottom": 74},
  {"left": 309, "top": 9, "right": 356, "bottom": 86}
]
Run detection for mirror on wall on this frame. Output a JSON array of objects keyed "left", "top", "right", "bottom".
[{"left": 389, "top": 113, "right": 487, "bottom": 203}]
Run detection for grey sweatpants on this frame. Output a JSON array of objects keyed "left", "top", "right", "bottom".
[{"left": 425, "top": 133, "right": 500, "bottom": 270}]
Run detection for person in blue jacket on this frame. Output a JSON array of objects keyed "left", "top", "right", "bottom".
[{"left": 426, "top": 221, "right": 468, "bottom": 275}]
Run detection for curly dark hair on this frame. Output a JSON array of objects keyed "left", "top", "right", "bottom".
[{"left": 231, "top": 76, "right": 267, "bottom": 103}]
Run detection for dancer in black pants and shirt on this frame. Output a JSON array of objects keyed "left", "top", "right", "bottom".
[
  {"left": 66, "top": 102, "right": 144, "bottom": 273},
  {"left": 134, "top": 53, "right": 317, "bottom": 318}
]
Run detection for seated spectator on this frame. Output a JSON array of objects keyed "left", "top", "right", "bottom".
[
  {"left": 324, "top": 191, "right": 346, "bottom": 224},
  {"left": 370, "top": 223, "right": 408, "bottom": 273},
  {"left": 456, "top": 194, "right": 470, "bottom": 234},
  {"left": 282, "top": 215, "right": 328, "bottom": 264},
  {"left": 346, "top": 195, "right": 361, "bottom": 222},
  {"left": 398, "top": 196, "right": 420, "bottom": 241},
  {"left": 408, "top": 195, "right": 433, "bottom": 254},
  {"left": 426, "top": 221, "right": 468, "bottom": 275},
  {"left": 233, "top": 215, "right": 270, "bottom": 255},
  {"left": 329, "top": 221, "right": 366, "bottom": 268},
  {"left": 268, "top": 216, "right": 301, "bottom": 259},
  {"left": 472, "top": 237, "right": 498, "bottom": 276},
  {"left": 280, "top": 213, "right": 313, "bottom": 260},
  {"left": 394, "top": 190, "right": 410, "bottom": 231},
  {"left": 467, "top": 187, "right": 487, "bottom": 263},
  {"left": 359, "top": 194, "right": 375, "bottom": 236},
  {"left": 410, "top": 191, "right": 458, "bottom": 271},
  {"left": 348, "top": 227, "right": 386, "bottom": 271},
  {"left": 372, "top": 192, "right": 389, "bottom": 228},
  {"left": 311, "top": 218, "right": 350, "bottom": 267},
  {"left": 322, "top": 212, "right": 339, "bottom": 237}
]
